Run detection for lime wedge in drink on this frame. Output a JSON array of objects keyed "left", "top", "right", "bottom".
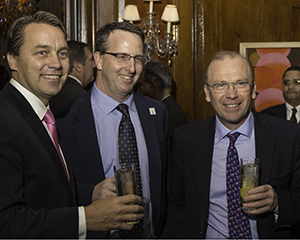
[{"left": 240, "top": 186, "right": 250, "bottom": 199}]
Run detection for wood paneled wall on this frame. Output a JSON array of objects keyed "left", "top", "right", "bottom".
[{"left": 62, "top": 0, "right": 300, "bottom": 123}]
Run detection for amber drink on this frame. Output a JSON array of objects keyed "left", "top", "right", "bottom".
[{"left": 114, "top": 163, "right": 139, "bottom": 224}]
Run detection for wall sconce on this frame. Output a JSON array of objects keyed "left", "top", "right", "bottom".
[
  {"left": 123, "top": 1, "right": 180, "bottom": 65},
  {"left": 123, "top": 4, "right": 140, "bottom": 23},
  {"left": 0, "top": 0, "right": 39, "bottom": 37}
]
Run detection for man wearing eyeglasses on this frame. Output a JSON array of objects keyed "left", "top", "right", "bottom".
[
  {"left": 57, "top": 21, "right": 169, "bottom": 239},
  {"left": 167, "top": 51, "right": 300, "bottom": 238},
  {"left": 261, "top": 66, "right": 300, "bottom": 124}
]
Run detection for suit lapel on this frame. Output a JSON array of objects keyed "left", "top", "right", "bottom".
[
  {"left": 134, "top": 93, "right": 162, "bottom": 208},
  {"left": 253, "top": 112, "right": 274, "bottom": 184},
  {"left": 71, "top": 91, "right": 105, "bottom": 183},
  {"left": 194, "top": 117, "right": 215, "bottom": 212},
  {"left": 3, "top": 83, "right": 73, "bottom": 197}
]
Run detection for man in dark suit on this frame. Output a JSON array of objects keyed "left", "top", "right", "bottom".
[
  {"left": 0, "top": 11, "right": 143, "bottom": 238},
  {"left": 57, "top": 22, "right": 169, "bottom": 238},
  {"left": 135, "top": 60, "right": 188, "bottom": 140},
  {"left": 260, "top": 66, "right": 300, "bottom": 124},
  {"left": 50, "top": 40, "right": 95, "bottom": 118},
  {"left": 167, "top": 51, "right": 300, "bottom": 238}
]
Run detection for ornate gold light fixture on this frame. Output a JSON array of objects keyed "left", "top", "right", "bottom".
[
  {"left": 0, "top": 0, "right": 39, "bottom": 37},
  {"left": 123, "top": 1, "right": 180, "bottom": 66}
]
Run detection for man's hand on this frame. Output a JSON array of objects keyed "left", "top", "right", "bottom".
[
  {"left": 242, "top": 184, "right": 278, "bottom": 215},
  {"left": 85, "top": 195, "right": 144, "bottom": 232},
  {"left": 92, "top": 177, "right": 116, "bottom": 202}
]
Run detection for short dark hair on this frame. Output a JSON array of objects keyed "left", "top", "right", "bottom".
[
  {"left": 143, "top": 60, "right": 172, "bottom": 91},
  {"left": 7, "top": 11, "right": 66, "bottom": 57},
  {"left": 95, "top": 21, "right": 145, "bottom": 54},
  {"left": 282, "top": 66, "right": 300, "bottom": 79},
  {"left": 205, "top": 51, "right": 255, "bottom": 84},
  {"left": 67, "top": 40, "right": 90, "bottom": 73}
]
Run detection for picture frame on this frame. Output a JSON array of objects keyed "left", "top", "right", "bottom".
[{"left": 239, "top": 42, "right": 300, "bottom": 112}]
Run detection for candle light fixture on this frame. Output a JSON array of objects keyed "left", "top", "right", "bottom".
[
  {"left": 0, "top": 0, "right": 39, "bottom": 37},
  {"left": 123, "top": 1, "right": 180, "bottom": 65}
]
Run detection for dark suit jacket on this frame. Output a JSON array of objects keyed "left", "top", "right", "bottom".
[
  {"left": 167, "top": 111, "right": 300, "bottom": 239},
  {"left": 57, "top": 90, "right": 169, "bottom": 238},
  {"left": 162, "top": 95, "right": 188, "bottom": 139},
  {"left": 260, "top": 103, "right": 287, "bottom": 120},
  {"left": 50, "top": 76, "right": 86, "bottom": 118},
  {"left": 0, "top": 83, "right": 78, "bottom": 238}
]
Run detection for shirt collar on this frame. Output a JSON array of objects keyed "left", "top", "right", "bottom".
[
  {"left": 91, "top": 83, "right": 136, "bottom": 115},
  {"left": 215, "top": 111, "right": 254, "bottom": 141},
  {"left": 10, "top": 78, "right": 48, "bottom": 120},
  {"left": 285, "top": 102, "right": 300, "bottom": 111},
  {"left": 68, "top": 75, "right": 83, "bottom": 86}
]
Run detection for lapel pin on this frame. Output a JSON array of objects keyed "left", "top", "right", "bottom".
[{"left": 149, "top": 108, "right": 156, "bottom": 115}]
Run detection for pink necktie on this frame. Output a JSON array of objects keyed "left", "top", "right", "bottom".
[{"left": 44, "top": 109, "right": 69, "bottom": 182}]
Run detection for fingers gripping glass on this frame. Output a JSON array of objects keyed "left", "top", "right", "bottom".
[
  {"left": 206, "top": 81, "right": 252, "bottom": 94},
  {"left": 283, "top": 79, "right": 300, "bottom": 86},
  {"left": 101, "top": 52, "right": 147, "bottom": 65}
]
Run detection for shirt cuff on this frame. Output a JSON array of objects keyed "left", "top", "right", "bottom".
[
  {"left": 274, "top": 205, "right": 279, "bottom": 223},
  {"left": 78, "top": 206, "right": 87, "bottom": 239}
]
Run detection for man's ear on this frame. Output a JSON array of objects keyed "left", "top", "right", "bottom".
[
  {"left": 149, "top": 79, "right": 157, "bottom": 92},
  {"left": 204, "top": 84, "right": 211, "bottom": 103},
  {"left": 73, "top": 60, "right": 82, "bottom": 73},
  {"left": 94, "top": 51, "right": 102, "bottom": 71},
  {"left": 7, "top": 53, "right": 17, "bottom": 71}
]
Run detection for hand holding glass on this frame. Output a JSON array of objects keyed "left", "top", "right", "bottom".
[
  {"left": 114, "top": 163, "right": 139, "bottom": 224},
  {"left": 240, "top": 157, "right": 259, "bottom": 211}
]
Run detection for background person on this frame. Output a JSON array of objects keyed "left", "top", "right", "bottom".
[
  {"left": 166, "top": 51, "right": 300, "bottom": 239},
  {"left": 0, "top": 11, "right": 143, "bottom": 238},
  {"left": 50, "top": 40, "right": 95, "bottom": 118},
  {"left": 57, "top": 21, "right": 169, "bottom": 238},
  {"left": 135, "top": 60, "right": 188, "bottom": 141},
  {"left": 261, "top": 66, "right": 300, "bottom": 123}
]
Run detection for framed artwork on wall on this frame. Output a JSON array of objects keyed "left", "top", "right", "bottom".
[{"left": 240, "top": 42, "right": 300, "bottom": 112}]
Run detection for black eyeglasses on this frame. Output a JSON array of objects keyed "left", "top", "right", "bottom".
[
  {"left": 101, "top": 52, "right": 147, "bottom": 65},
  {"left": 283, "top": 79, "right": 300, "bottom": 86}
]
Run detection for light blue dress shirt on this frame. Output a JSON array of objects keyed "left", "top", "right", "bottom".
[
  {"left": 91, "top": 84, "right": 154, "bottom": 238},
  {"left": 206, "top": 111, "right": 259, "bottom": 239}
]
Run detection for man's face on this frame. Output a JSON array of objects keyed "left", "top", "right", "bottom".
[
  {"left": 282, "top": 70, "right": 300, "bottom": 107},
  {"left": 81, "top": 47, "right": 95, "bottom": 87},
  {"left": 204, "top": 56, "right": 256, "bottom": 130},
  {"left": 8, "top": 23, "right": 69, "bottom": 105},
  {"left": 94, "top": 30, "right": 144, "bottom": 102}
]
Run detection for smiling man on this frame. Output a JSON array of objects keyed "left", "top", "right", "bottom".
[
  {"left": 57, "top": 21, "right": 169, "bottom": 239},
  {"left": 167, "top": 51, "right": 300, "bottom": 239},
  {"left": 0, "top": 11, "right": 144, "bottom": 238},
  {"left": 261, "top": 66, "right": 300, "bottom": 124}
]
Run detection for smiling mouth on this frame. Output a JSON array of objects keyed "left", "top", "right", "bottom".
[
  {"left": 42, "top": 75, "right": 60, "bottom": 79},
  {"left": 224, "top": 104, "right": 239, "bottom": 108},
  {"left": 120, "top": 74, "right": 133, "bottom": 80}
]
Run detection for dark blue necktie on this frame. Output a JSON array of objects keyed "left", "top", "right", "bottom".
[
  {"left": 116, "top": 104, "right": 143, "bottom": 238},
  {"left": 227, "top": 132, "right": 252, "bottom": 239}
]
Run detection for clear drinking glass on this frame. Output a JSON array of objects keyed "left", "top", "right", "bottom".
[
  {"left": 114, "top": 163, "right": 139, "bottom": 224},
  {"left": 240, "top": 157, "right": 259, "bottom": 211}
]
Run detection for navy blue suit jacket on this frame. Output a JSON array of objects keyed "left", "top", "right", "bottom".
[
  {"left": 57, "top": 90, "right": 169, "bottom": 238},
  {"left": 167, "top": 111, "right": 300, "bottom": 239}
]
